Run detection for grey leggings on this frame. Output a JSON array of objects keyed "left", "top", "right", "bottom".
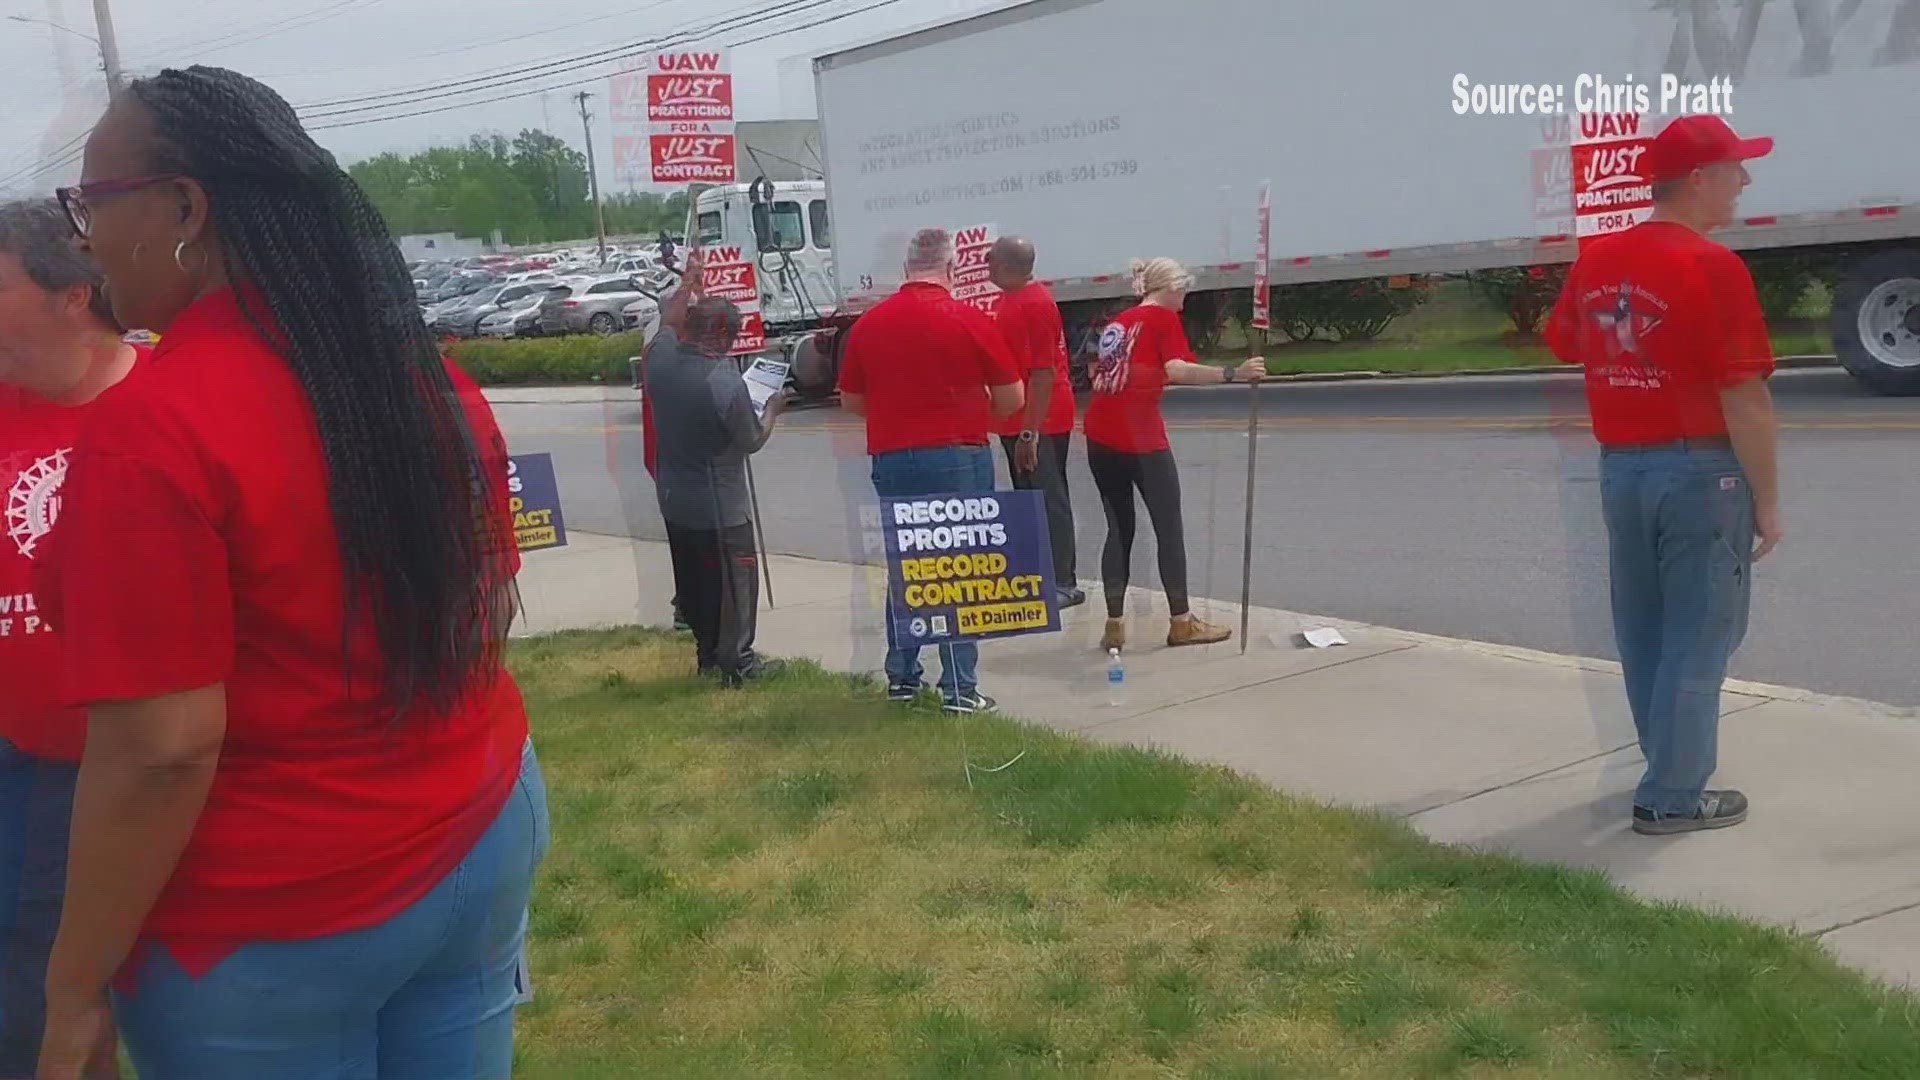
[{"left": 1086, "top": 442, "right": 1189, "bottom": 620}]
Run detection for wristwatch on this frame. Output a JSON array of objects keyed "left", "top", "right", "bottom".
[
  {"left": 1018, "top": 429, "right": 1039, "bottom": 444},
  {"left": 1222, "top": 367, "right": 1237, "bottom": 384}
]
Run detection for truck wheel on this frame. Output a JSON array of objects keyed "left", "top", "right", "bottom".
[{"left": 1832, "top": 250, "right": 1920, "bottom": 396}]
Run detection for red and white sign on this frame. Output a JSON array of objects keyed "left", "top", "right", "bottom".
[
  {"left": 1572, "top": 111, "right": 1654, "bottom": 245},
  {"left": 609, "top": 72, "right": 649, "bottom": 125},
  {"left": 647, "top": 74, "right": 734, "bottom": 122},
  {"left": 612, "top": 134, "right": 649, "bottom": 184},
  {"left": 951, "top": 224, "right": 1000, "bottom": 314},
  {"left": 612, "top": 46, "right": 737, "bottom": 186},
  {"left": 650, "top": 133, "right": 737, "bottom": 184},
  {"left": 1250, "top": 181, "right": 1272, "bottom": 332},
  {"left": 699, "top": 246, "right": 764, "bottom": 355}
]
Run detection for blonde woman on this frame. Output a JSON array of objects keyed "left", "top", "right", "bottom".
[{"left": 1082, "top": 258, "right": 1265, "bottom": 651}]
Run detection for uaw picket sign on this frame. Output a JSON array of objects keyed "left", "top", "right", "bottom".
[
  {"left": 880, "top": 490, "right": 1060, "bottom": 646},
  {"left": 508, "top": 454, "right": 567, "bottom": 552}
]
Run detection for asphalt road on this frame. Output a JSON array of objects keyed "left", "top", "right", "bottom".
[{"left": 494, "top": 368, "right": 1920, "bottom": 708}]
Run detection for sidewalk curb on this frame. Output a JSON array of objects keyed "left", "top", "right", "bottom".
[
  {"left": 559, "top": 531, "right": 1915, "bottom": 722},
  {"left": 479, "top": 356, "right": 1841, "bottom": 400}
]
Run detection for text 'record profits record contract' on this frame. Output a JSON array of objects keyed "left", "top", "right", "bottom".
[
  {"left": 881, "top": 490, "right": 1061, "bottom": 646},
  {"left": 509, "top": 453, "right": 568, "bottom": 552}
]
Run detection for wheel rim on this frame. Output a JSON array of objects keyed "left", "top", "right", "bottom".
[
  {"left": 1857, "top": 277, "right": 1920, "bottom": 369},
  {"left": 590, "top": 314, "right": 615, "bottom": 335}
]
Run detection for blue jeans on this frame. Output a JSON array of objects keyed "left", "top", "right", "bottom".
[
  {"left": 872, "top": 445, "right": 996, "bottom": 701},
  {"left": 1600, "top": 447, "right": 1755, "bottom": 815},
  {"left": 0, "top": 739, "right": 76, "bottom": 1076},
  {"left": 116, "top": 740, "right": 551, "bottom": 1080}
]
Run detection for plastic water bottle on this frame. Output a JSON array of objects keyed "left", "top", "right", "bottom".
[{"left": 1106, "top": 648, "right": 1126, "bottom": 707}]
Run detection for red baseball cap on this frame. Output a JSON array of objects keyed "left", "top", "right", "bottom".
[{"left": 1645, "top": 115, "right": 1774, "bottom": 182}]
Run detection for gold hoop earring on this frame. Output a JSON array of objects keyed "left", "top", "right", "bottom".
[{"left": 173, "top": 241, "right": 197, "bottom": 273}]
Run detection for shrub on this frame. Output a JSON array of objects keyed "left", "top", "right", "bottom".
[
  {"left": 1740, "top": 251, "right": 1844, "bottom": 322},
  {"left": 448, "top": 332, "right": 647, "bottom": 386},
  {"left": 1228, "top": 276, "right": 1433, "bottom": 343},
  {"left": 1468, "top": 265, "right": 1569, "bottom": 336}
]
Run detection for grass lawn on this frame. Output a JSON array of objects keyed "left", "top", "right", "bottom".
[
  {"left": 1201, "top": 280, "right": 1835, "bottom": 377},
  {"left": 511, "top": 628, "right": 1919, "bottom": 1079}
]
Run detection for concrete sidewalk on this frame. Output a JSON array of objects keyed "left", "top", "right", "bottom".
[{"left": 514, "top": 531, "right": 1920, "bottom": 990}]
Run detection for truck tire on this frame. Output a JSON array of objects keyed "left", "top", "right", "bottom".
[{"left": 1832, "top": 250, "right": 1920, "bottom": 396}]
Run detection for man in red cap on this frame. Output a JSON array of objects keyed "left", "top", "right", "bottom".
[{"left": 1547, "top": 115, "right": 1781, "bottom": 836}]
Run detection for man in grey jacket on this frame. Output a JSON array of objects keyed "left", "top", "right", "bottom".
[{"left": 644, "top": 255, "right": 790, "bottom": 684}]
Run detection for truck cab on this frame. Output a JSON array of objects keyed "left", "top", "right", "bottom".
[{"left": 689, "top": 180, "right": 839, "bottom": 332}]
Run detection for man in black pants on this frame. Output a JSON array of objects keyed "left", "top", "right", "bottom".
[
  {"left": 644, "top": 256, "right": 790, "bottom": 684},
  {"left": 986, "top": 236, "right": 1084, "bottom": 608}
]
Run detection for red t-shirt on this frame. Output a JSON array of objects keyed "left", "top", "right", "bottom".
[
  {"left": 0, "top": 348, "right": 146, "bottom": 761},
  {"left": 1082, "top": 303, "right": 1192, "bottom": 454},
  {"left": 1546, "top": 221, "right": 1774, "bottom": 445},
  {"left": 35, "top": 289, "right": 528, "bottom": 977},
  {"left": 837, "top": 281, "right": 1021, "bottom": 455},
  {"left": 990, "top": 282, "right": 1076, "bottom": 438}
]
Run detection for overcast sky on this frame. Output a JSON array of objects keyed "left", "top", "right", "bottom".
[{"left": 0, "top": 0, "right": 1011, "bottom": 196}]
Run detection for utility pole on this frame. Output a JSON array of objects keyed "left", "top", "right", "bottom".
[
  {"left": 575, "top": 91, "right": 609, "bottom": 266},
  {"left": 90, "top": 0, "right": 124, "bottom": 95}
]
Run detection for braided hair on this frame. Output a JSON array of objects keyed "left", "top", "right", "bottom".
[{"left": 129, "top": 66, "right": 512, "bottom": 719}]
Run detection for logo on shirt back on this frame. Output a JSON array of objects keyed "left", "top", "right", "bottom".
[
  {"left": 1588, "top": 281, "right": 1667, "bottom": 360},
  {"left": 6, "top": 449, "right": 67, "bottom": 558},
  {"left": 1091, "top": 322, "right": 1140, "bottom": 395}
]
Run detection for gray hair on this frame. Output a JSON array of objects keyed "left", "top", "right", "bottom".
[
  {"left": 0, "top": 199, "right": 115, "bottom": 328},
  {"left": 905, "top": 228, "right": 955, "bottom": 274}
]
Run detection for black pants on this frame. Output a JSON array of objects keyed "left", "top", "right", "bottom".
[
  {"left": 997, "top": 432, "right": 1078, "bottom": 589},
  {"left": 1085, "top": 442, "right": 1189, "bottom": 620},
  {"left": 664, "top": 521, "right": 760, "bottom": 677}
]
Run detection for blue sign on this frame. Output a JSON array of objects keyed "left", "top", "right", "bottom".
[
  {"left": 880, "top": 489, "right": 1060, "bottom": 645},
  {"left": 508, "top": 454, "right": 567, "bottom": 552}
]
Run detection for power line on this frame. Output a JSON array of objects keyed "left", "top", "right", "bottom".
[
  {"left": 303, "top": 0, "right": 912, "bottom": 131},
  {"left": 299, "top": 0, "right": 832, "bottom": 114},
  {"left": 141, "top": 0, "right": 384, "bottom": 61}
]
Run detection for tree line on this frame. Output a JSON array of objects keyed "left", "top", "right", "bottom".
[{"left": 347, "top": 129, "right": 689, "bottom": 247}]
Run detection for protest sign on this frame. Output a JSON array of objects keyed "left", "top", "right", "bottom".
[
  {"left": 879, "top": 490, "right": 1060, "bottom": 646},
  {"left": 1572, "top": 110, "right": 1653, "bottom": 245},
  {"left": 951, "top": 224, "right": 1000, "bottom": 315},
  {"left": 508, "top": 454, "right": 567, "bottom": 552},
  {"left": 700, "top": 245, "right": 767, "bottom": 355}
]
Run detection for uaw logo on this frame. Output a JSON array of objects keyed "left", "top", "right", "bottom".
[{"left": 6, "top": 449, "right": 68, "bottom": 558}]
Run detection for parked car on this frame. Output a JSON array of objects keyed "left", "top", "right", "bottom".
[
  {"left": 422, "top": 271, "right": 497, "bottom": 305},
  {"left": 440, "top": 281, "right": 552, "bottom": 337},
  {"left": 478, "top": 293, "right": 545, "bottom": 338},
  {"left": 537, "top": 275, "right": 661, "bottom": 336},
  {"left": 621, "top": 294, "right": 663, "bottom": 340}
]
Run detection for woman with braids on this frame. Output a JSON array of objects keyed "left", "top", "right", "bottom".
[{"left": 33, "top": 67, "right": 546, "bottom": 1079}]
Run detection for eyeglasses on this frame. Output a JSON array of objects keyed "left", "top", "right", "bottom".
[{"left": 55, "top": 174, "right": 183, "bottom": 239}]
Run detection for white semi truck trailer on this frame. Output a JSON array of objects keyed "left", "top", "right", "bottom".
[{"left": 694, "top": 0, "right": 1920, "bottom": 394}]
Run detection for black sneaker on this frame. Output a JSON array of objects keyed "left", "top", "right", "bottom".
[
  {"left": 721, "top": 658, "right": 789, "bottom": 689},
  {"left": 1056, "top": 587, "right": 1087, "bottom": 610},
  {"left": 1632, "top": 789, "right": 1749, "bottom": 835},
  {"left": 887, "top": 681, "right": 923, "bottom": 703},
  {"left": 943, "top": 691, "right": 997, "bottom": 715}
]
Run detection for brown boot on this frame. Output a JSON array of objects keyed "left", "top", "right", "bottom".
[
  {"left": 1167, "top": 613, "right": 1231, "bottom": 648},
  {"left": 1100, "top": 618, "right": 1127, "bottom": 652}
]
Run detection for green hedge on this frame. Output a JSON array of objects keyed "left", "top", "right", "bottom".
[{"left": 448, "top": 332, "right": 647, "bottom": 386}]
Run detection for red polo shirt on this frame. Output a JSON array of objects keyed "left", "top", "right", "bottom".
[
  {"left": 1083, "top": 303, "right": 1191, "bottom": 454},
  {"left": 1546, "top": 221, "right": 1774, "bottom": 445},
  {"left": 36, "top": 289, "right": 528, "bottom": 977},
  {"left": 837, "top": 281, "right": 1021, "bottom": 455},
  {"left": 0, "top": 348, "right": 146, "bottom": 762},
  {"left": 991, "top": 281, "right": 1076, "bottom": 438}
]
